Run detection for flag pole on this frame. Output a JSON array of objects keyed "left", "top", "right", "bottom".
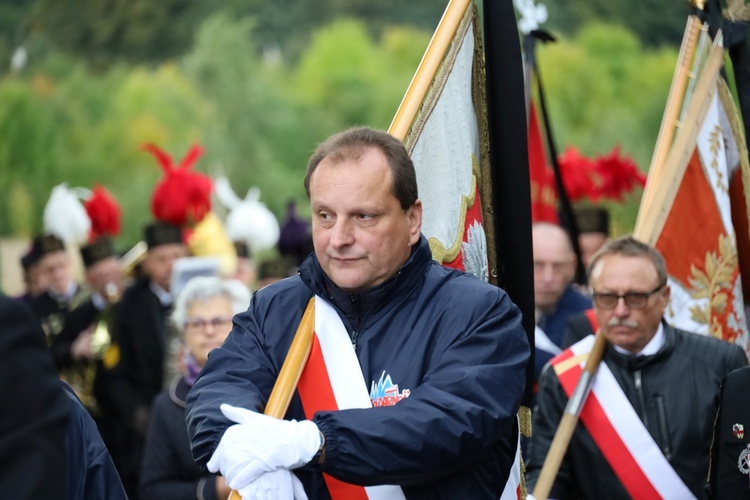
[
  {"left": 533, "top": 33, "right": 725, "bottom": 500},
  {"left": 636, "top": 1, "right": 706, "bottom": 223},
  {"left": 228, "top": 298, "right": 316, "bottom": 500},
  {"left": 635, "top": 35, "right": 725, "bottom": 243},
  {"left": 531, "top": 332, "right": 607, "bottom": 500},
  {"left": 388, "top": 0, "right": 471, "bottom": 140}
]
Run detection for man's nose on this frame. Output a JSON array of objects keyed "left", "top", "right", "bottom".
[
  {"left": 539, "top": 264, "right": 556, "bottom": 282},
  {"left": 613, "top": 297, "right": 630, "bottom": 317},
  {"left": 329, "top": 219, "right": 354, "bottom": 248}
]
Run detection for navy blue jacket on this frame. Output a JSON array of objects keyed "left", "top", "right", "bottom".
[
  {"left": 186, "top": 235, "right": 529, "bottom": 499},
  {"left": 63, "top": 382, "right": 127, "bottom": 500}
]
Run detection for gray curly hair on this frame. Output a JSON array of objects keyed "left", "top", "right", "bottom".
[{"left": 171, "top": 276, "right": 250, "bottom": 333}]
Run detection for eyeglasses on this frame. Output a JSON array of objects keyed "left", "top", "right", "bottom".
[
  {"left": 591, "top": 284, "right": 665, "bottom": 310},
  {"left": 184, "top": 316, "right": 233, "bottom": 332}
]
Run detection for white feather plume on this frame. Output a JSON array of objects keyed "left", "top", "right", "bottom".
[
  {"left": 43, "top": 183, "right": 91, "bottom": 245},
  {"left": 215, "top": 176, "right": 280, "bottom": 254},
  {"left": 214, "top": 175, "right": 242, "bottom": 210}
]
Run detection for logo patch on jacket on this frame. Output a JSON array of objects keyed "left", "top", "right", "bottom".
[{"left": 370, "top": 371, "right": 410, "bottom": 407}]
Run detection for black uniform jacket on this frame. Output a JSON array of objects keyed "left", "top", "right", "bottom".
[{"left": 526, "top": 322, "right": 748, "bottom": 499}]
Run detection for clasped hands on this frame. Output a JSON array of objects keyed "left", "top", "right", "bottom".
[{"left": 207, "top": 404, "right": 321, "bottom": 500}]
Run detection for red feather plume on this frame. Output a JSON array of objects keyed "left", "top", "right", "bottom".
[
  {"left": 558, "top": 147, "right": 598, "bottom": 202},
  {"left": 84, "top": 184, "right": 121, "bottom": 242},
  {"left": 142, "top": 143, "right": 212, "bottom": 227},
  {"left": 593, "top": 146, "right": 647, "bottom": 201},
  {"left": 557, "top": 145, "right": 645, "bottom": 203}
]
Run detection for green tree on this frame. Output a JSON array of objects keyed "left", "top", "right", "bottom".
[
  {"left": 537, "top": 23, "right": 679, "bottom": 233},
  {"left": 545, "top": 0, "right": 690, "bottom": 48}
]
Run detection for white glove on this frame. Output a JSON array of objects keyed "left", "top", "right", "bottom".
[
  {"left": 237, "top": 470, "right": 308, "bottom": 500},
  {"left": 206, "top": 404, "right": 321, "bottom": 491}
]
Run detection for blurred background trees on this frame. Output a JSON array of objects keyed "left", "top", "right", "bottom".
[{"left": 0, "top": 0, "right": 684, "bottom": 246}]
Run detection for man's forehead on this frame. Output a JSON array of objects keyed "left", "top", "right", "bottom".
[
  {"left": 591, "top": 254, "right": 658, "bottom": 281},
  {"left": 533, "top": 226, "right": 572, "bottom": 254}
]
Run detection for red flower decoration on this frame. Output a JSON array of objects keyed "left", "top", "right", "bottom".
[
  {"left": 557, "top": 145, "right": 645, "bottom": 203},
  {"left": 593, "top": 146, "right": 646, "bottom": 201},
  {"left": 143, "top": 143, "right": 212, "bottom": 227},
  {"left": 84, "top": 184, "right": 121, "bottom": 241},
  {"left": 558, "top": 147, "right": 598, "bottom": 202}
]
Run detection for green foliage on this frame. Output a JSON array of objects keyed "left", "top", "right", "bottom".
[
  {"left": 0, "top": 54, "right": 206, "bottom": 244},
  {"left": 545, "top": 0, "right": 690, "bottom": 48},
  {"left": 25, "top": 0, "right": 211, "bottom": 70},
  {"left": 182, "top": 13, "right": 428, "bottom": 221},
  {"left": 0, "top": 8, "right": 683, "bottom": 248},
  {"left": 536, "top": 23, "right": 679, "bottom": 234}
]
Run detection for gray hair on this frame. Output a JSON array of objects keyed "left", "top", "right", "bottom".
[
  {"left": 171, "top": 276, "right": 250, "bottom": 332},
  {"left": 587, "top": 235, "right": 668, "bottom": 285}
]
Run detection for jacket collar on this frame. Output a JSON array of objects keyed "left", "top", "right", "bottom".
[
  {"left": 298, "top": 234, "right": 433, "bottom": 327},
  {"left": 605, "top": 320, "right": 675, "bottom": 370}
]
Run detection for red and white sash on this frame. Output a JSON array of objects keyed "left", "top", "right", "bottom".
[
  {"left": 296, "top": 296, "right": 406, "bottom": 500},
  {"left": 551, "top": 335, "right": 695, "bottom": 499}
]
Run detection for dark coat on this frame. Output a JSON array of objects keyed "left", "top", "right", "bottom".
[
  {"left": 526, "top": 324, "right": 748, "bottom": 499},
  {"left": 706, "top": 365, "right": 750, "bottom": 499},
  {"left": 187, "top": 235, "right": 530, "bottom": 499},
  {"left": 63, "top": 382, "right": 127, "bottom": 500},
  {"left": 108, "top": 278, "right": 171, "bottom": 498},
  {"left": 535, "top": 286, "right": 592, "bottom": 380},
  {"left": 140, "top": 376, "right": 220, "bottom": 500},
  {"left": 0, "top": 296, "right": 69, "bottom": 499},
  {"left": 562, "top": 310, "right": 596, "bottom": 349},
  {"left": 30, "top": 285, "right": 88, "bottom": 343},
  {"left": 110, "top": 278, "right": 169, "bottom": 421}
]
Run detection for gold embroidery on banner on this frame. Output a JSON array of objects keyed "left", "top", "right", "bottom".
[
  {"left": 708, "top": 124, "right": 728, "bottom": 194},
  {"left": 428, "top": 166, "right": 478, "bottom": 264},
  {"left": 687, "top": 232, "right": 738, "bottom": 340}
]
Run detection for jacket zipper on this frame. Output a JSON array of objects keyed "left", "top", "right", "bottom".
[
  {"left": 655, "top": 395, "right": 672, "bottom": 459},
  {"left": 349, "top": 294, "right": 360, "bottom": 349},
  {"left": 634, "top": 370, "right": 649, "bottom": 428},
  {"left": 351, "top": 330, "right": 359, "bottom": 348}
]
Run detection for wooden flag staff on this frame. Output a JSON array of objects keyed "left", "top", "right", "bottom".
[
  {"left": 636, "top": 0, "right": 706, "bottom": 223},
  {"left": 228, "top": 298, "right": 316, "bottom": 500},
  {"left": 530, "top": 332, "right": 607, "bottom": 500},
  {"left": 388, "top": 0, "right": 471, "bottom": 140}
]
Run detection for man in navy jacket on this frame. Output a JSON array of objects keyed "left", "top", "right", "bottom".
[{"left": 186, "top": 127, "right": 530, "bottom": 499}]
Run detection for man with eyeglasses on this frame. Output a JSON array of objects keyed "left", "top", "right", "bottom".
[{"left": 526, "top": 236, "right": 747, "bottom": 499}]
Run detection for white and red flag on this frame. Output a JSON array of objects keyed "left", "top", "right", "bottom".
[{"left": 636, "top": 39, "right": 750, "bottom": 356}]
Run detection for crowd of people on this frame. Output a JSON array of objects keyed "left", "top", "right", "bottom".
[{"left": 2, "top": 125, "right": 749, "bottom": 499}]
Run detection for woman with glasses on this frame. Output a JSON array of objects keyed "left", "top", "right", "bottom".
[{"left": 140, "top": 276, "right": 249, "bottom": 500}]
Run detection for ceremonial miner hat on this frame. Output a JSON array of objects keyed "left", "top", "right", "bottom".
[
  {"left": 573, "top": 205, "right": 610, "bottom": 235},
  {"left": 20, "top": 247, "right": 40, "bottom": 270},
  {"left": 214, "top": 175, "right": 280, "bottom": 256},
  {"left": 80, "top": 237, "right": 116, "bottom": 268},
  {"left": 144, "top": 221, "right": 184, "bottom": 249},
  {"left": 31, "top": 233, "right": 66, "bottom": 257},
  {"left": 80, "top": 184, "right": 122, "bottom": 268}
]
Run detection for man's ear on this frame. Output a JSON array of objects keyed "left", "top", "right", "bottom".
[{"left": 407, "top": 201, "right": 423, "bottom": 245}]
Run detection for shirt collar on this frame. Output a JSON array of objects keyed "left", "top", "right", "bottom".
[
  {"left": 149, "top": 281, "right": 173, "bottom": 307},
  {"left": 49, "top": 281, "right": 78, "bottom": 303},
  {"left": 91, "top": 292, "right": 107, "bottom": 311},
  {"left": 612, "top": 321, "right": 665, "bottom": 357}
]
